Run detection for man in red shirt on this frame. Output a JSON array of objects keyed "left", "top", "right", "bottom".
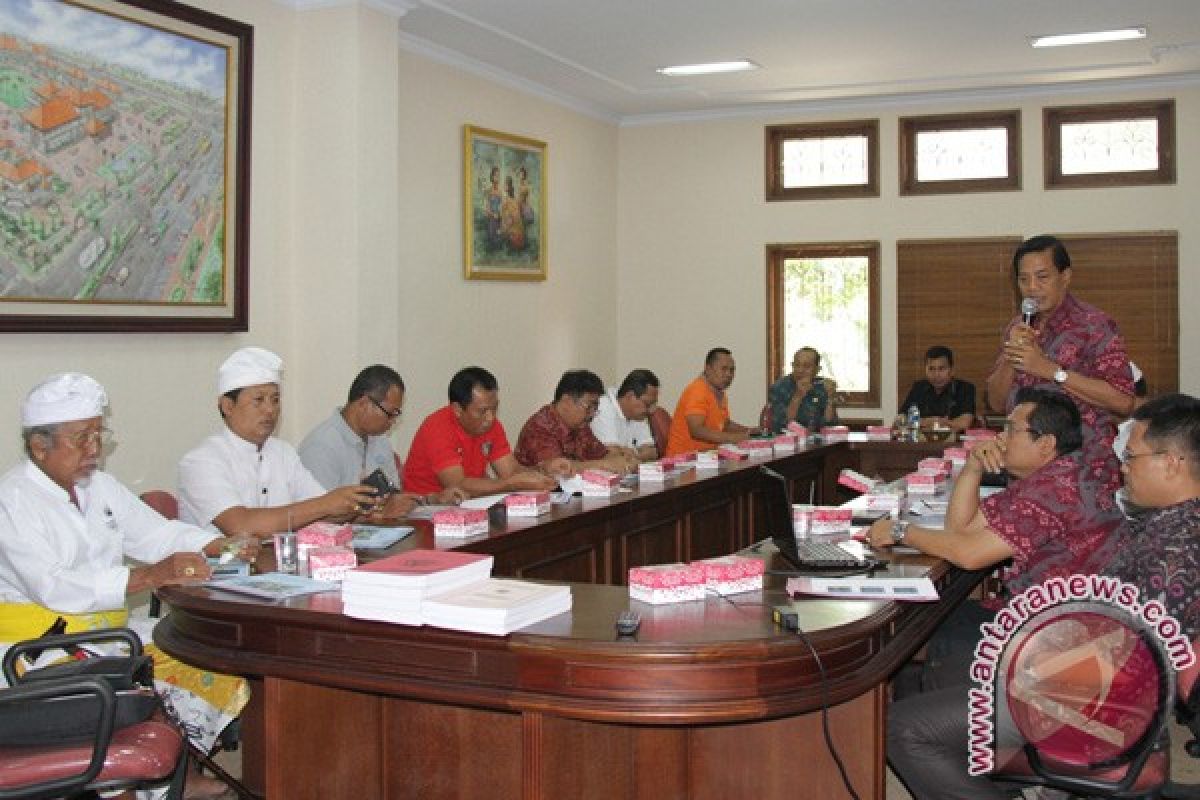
[
  {"left": 514, "top": 370, "right": 638, "bottom": 476},
  {"left": 403, "top": 367, "right": 556, "bottom": 498}
]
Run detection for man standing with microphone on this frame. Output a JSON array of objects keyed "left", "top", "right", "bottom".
[{"left": 986, "top": 235, "right": 1135, "bottom": 496}]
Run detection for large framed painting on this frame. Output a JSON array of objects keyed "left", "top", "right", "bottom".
[
  {"left": 0, "top": 0, "right": 252, "bottom": 332},
  {"left": 463, "top": 125, "right": 546, "bottom": 281}
]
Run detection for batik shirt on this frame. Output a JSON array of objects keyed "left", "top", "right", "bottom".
[
  {"left": 1105, "top": 497, "right": 1200, "bottom": 639},
  {"left": 991, "top": 292, "right": 1133, "bottom": 501},
  {"left": 515, "top": 404, "right": 608, "bottom": 467},
  {"left": 767, "top": 376, "right": 834, "bottom": 432},
  {"left": 980, "top": 454, "right": 1122, "bottom": 605}
]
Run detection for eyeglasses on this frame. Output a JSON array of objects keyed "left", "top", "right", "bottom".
[
  {"left": 1002, "top": 421, "right": 1043, "bottom": 439},
  {"left": 1121, "top": 448, "right": 1170, "bottom": 464},
  {"left": 574, "top": 396, "right": 600, "bottom": 416},
  {"left": 369, "top": 396, "right": 402, "bottom": 420},
  {"left": 59, "top": 427, "right": 112, "bottom": 450}
]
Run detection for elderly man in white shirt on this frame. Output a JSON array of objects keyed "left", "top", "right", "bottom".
[
  {"left": 0, "top": 372, "right": 256, "bottom": 777},
  {"left": 590, "top": 369, "right": 661, "bottom": 462},
  {"left": 178, "top": 347, "right": 380, "bottom": 538}
]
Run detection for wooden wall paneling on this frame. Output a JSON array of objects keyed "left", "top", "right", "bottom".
[
  {"left": 1057, "top": 232, "right": 1178, "bottom": 397},
  {"left": 383, "top": 698, "right": 523, "bottom": 799},
  {"left": 897, "top": 237, "right": 1022, "bottom": 413}
]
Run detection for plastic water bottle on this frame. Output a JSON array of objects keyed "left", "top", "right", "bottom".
[{"left": 906, "top": 405, "right": 921, "bottom": 442}]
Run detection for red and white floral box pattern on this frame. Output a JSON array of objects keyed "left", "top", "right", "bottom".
[
  {"left": 717, "top": 445, "right": 748, "bottom": 461},
  {"left": 581, "top": 469, "right": 620, "bottom": 487},
  {"left": 628, "top": 563, "right": 706, "bottom": 604},
  {"left": 838, "top": 468, "right": 877, "bottom": 493},
  {"left": 865, "top": 491, "right": 905, "bottom": 512},
  {"left": 905, "top": 472, "right": 947, "bottom": 494},
  {"left": 296, "top": 522, "right": 353, "bottom": 559},
  {"left": 504, "top": 491, "right": 550, "bottom": 516},
  {"left": 917, "top": 458, "right": 952, "bottom": 478},
  {"left": 821, "top": 425, "right": 850, "bottom": 442},
  {"left": 809, "top": 506, "right": 853, "bottom": 535},
  {"left": 695, "top": 450, "right": 719, "bottom": 468},
  {"left": 865, "top": 426, "right": 893, "bottom": 441},
  {"left": 307, "top": 546, "right": 357, "bottom": 582},
  {"left": 639, "top": 462, "right": 668, "bottom": 482},
  {"left": 432, "top": 508, "right": 489, "bottom": 538},
  {"left": 693, "top": 555, "right": 765, "bottom": 595},
  {"left": 786, "top": 422, "right": 808, "bottom": 437},
  {"left": 944, "top": 447, "right": 969, "bottom": 463},
  {"left": 772, "top": 434, "right": 800, "bottom": 454}
]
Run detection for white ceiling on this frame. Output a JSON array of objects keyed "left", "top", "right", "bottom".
[{"left": 386, "top": 0, "right": 1200, "bottom": 123}]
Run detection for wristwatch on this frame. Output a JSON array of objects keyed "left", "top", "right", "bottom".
[
  {"left": 891, "top": 519, "right": 910, "bottom": 545},
  {"left": 1053, "top": 367, "right": 1069, "bottom": 385}
]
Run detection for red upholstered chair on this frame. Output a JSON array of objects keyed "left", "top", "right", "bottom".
[
  {"left": 648, "top": 407, "right": 671, "bottom": 457},
  {"left": 141, "top": 489, "right": 179, "bottom": 520},
  {"left": 0, "top": 629, "right": 187, "bottom": 800},
  {"left": 986, "top": 602, "right": 1180, "bottom": 798}
]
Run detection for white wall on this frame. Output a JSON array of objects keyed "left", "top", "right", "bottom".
[
  {"left": 0, "top": 0, "right": 619, "bottom": 491},
  {"left": 616, "top": 88, "right": 1199, "bottom": 423}
]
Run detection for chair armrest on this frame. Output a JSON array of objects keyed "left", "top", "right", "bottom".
[{"left": 3, "top": 627, "right": 143, "bottom": 683}]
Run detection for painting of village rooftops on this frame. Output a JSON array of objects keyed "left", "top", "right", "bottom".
[{"left": 0, "top": 0, "right": 251, "bottom": 332}]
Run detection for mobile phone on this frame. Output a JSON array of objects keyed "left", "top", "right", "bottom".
[{"left": 362, "top": 468, "right": 395, "bottom": 497}]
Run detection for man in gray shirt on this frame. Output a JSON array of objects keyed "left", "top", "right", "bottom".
[{"left": 299, "top": 365, "right": 464, "bottom": 516}]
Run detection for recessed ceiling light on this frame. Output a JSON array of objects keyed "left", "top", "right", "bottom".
[
  {"left": 656, "top": 60, "right": 759, "bottom": 77},
  {"left": 1031, "top": 27, "right": 1146, "bottom": 48}
]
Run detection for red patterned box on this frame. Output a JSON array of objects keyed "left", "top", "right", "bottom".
[
  {"left": 905, "top": 471, "right": 948, "bottom": 494},
  {"left": 837, "top": 468, "right": 878, "bottom": 493},
  {"left": 821, "top": 425, "right": 850, "bottom": 442},
  {"left": 628, "top": 563, "right": 706, "bottom": 604},
  {"left": 865, "top": 425, "right": 893, "bottom": 441},
  {"left": 786, "top": 422, "right": 808, "bottom": 437},
  {"left": 581, "top": 469, "right": 620, "bottom": 487},
  {"left": 810, "top": 507, "right": 854, "bottom": 535},
  {"left": 432, "top": 507, "right": 489, "bottom": 538},
  {"left": 693, "top": 555, "right": 765, "bottom": 595},
  {"left": 917, "top": 457, "right": 952, "bottom": 475},
  {"left": 792, "top": 504, "right": 816, "bottom": 535},
  {"left": 296, "top": 522, "right": 353, "bottom": 560},
  {"left": 639, "top": 461, "right": 668, "bottom": 482},
  {"left": 772, "top": 434, "right": 800, "bottom": 454},
  {"left": 504, "top": 491, "right": 550, "bottom": 517},
  {"left": 307, "top": 546, "right": 357, "bottom": 582},
  {"left": 717, "top": 445, "right": 748, "bottom": 461},
  {"left": 695, "top": 450, "right": 720, "bottom": 468}
]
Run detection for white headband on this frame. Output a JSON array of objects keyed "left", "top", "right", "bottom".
[
  {"left": 217, "top": 346, "right": 283, "bottom": 394},
  {"left": 22, "top": 373, "right": 108, "bottom": 427}
]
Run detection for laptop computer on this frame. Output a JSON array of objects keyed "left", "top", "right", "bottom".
[{"left": 759, "top": 467, "right": 871, "bottom": 571}]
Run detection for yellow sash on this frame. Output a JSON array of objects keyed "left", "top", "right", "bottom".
[{"left": 0, "top": 601, "right": 128, "bottom": 642}]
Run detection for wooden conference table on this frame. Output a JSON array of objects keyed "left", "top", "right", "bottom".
[{"left": 156, "top": 438, "right": 979, "bottom": 800}]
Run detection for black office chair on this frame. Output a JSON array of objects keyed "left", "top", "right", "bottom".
[
  {"left": 987, "top": 602, "right": 1177, "bottom": 798},
  {"left": 0, "top": 627, "right": 188, "bottom": 799}
]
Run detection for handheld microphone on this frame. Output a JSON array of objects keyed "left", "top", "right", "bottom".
[{"left": 1020, "top": 297, "right": 1038, "bottom": 326}]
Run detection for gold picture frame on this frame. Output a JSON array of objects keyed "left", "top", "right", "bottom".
[{"left": 463, "top": 125, "right": 546, "bottom": 281}]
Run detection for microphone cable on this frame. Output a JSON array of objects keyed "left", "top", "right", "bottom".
[{"left": 792, "top": 625, "right": 862, "bottom": 800}]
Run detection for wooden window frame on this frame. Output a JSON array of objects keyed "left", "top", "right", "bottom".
[
  {"left": 1044, "top": 99, "right": 1175, "bottom": 189},
  {"left": 765, "top": 120, "right": 879, "bottom": 201},
  {"left": 766, "top": 241, "right": 881, "bottom": 409},
  {"left": 899, "top": 110, "right": 1020, "bottom": 196}
]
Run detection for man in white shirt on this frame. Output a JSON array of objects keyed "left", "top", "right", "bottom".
[
  {"left": 0, "top": 372, "right": 256, "bottom": 762},
  {"left": 298, "top": 364, "right": 465, "bottom": 516},
  {"left": 590, "top": 369, "right": 660, "bottom": 462},
  {"left": 178, "top": 346, "right": 380, "bottom": 537}
]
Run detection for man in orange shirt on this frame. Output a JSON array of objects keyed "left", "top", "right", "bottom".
[{"left": 665, "top": 348, "right": 760, "bottom": 455}]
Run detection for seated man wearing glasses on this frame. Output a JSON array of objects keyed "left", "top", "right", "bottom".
[
  {"left": 0, "top": 372, "right": 257, "bottom": 771},
  {"left": 866, "top": 388, "right": 1123, "bottom": 693},
  {"left": 878, "top": 393, "right": 1197, "bottom": 800},
  {"left": 515, "top": 370, "right": 639, "bottom": 477},
  {"left": 179, "top": 346, "right": 381, "bottom": 538},
  {"left": 298, "top": 365, "right": 465, "bottom": 517},
  {"left": 590, "top": 369, "right": 662, "bottom": 463}
]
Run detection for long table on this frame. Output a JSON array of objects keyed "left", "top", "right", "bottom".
[{"left": 156, "top": 440, "right": 980, "bottom": 799}]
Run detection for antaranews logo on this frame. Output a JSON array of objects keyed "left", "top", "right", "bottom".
[{"left": 966, "top": 574, "right": 1195, "bottom": 776}]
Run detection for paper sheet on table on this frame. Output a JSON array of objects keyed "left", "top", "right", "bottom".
[
  {"left": 405, "top": 504, "right": 454, "bottom": 520},
  {"left": 786, "top": 576, "right": 939, "bottom": 602},
  {"left": 556, "top": 474, "right": 585, "bottom": 494},
  {"left": 460, "top": 493, "right": 509, "bottom": 510}
]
